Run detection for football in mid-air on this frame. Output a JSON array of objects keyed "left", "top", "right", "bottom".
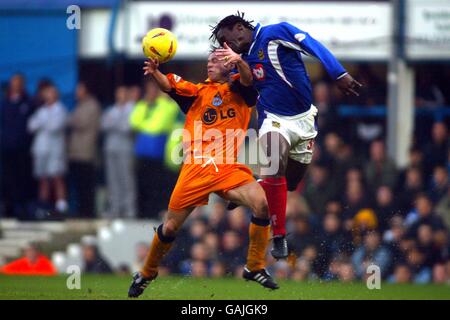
[{"left": 142, "top": 28, "right": 177, "bottom": 63}]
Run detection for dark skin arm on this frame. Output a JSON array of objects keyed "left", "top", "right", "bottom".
[
  {"left": 336, "top": 73, "right": 363, "bottom": 96},
  {"left": 214, "top": 42, "right": 253, "bottom": 86}
]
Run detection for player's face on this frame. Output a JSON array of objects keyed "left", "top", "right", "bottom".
[
  {"left": 216, "top": 23, "right": 250, "bottom": 54},
  {"left": 207, "top": 52, "right": 230, "bottom": 82}
]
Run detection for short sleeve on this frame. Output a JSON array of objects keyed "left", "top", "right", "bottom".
[
  {"left": 166, "top": 74, "right": 198, "bottom": 114},
  {"left": 166, "top": 73, "right": 199, "bottom": 97}
]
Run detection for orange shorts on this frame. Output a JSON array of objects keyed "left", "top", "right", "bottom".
[{"left": 168, "top": 162, "right": 255, "bottom": 212}]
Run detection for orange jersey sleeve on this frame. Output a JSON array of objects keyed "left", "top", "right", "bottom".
[{"left": 166, "top": 73, "right": 200, "bottom": 97}]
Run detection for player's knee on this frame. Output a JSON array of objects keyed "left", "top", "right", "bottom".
[
  {"left": 163, "top": 219, "right": 181, "bottom": 237},
  {"left": 252, "top": 196, "right": 269, "bottom": 220}
]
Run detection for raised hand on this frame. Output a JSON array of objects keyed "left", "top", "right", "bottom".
[
  {"left": 214, "top": 42, "right": 242, "bottom": 67},
  {"left": 143, "top": 58, "right": 160, "bottom": 76}
]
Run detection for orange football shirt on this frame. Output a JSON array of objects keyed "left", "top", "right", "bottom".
[{"left": 166, "top": 73, "right": 256, "bottom": 164}]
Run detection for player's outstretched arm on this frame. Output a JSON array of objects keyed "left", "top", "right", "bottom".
[
  {"left": 215, "top": 43, "right": 253, "bottom": 86},
  {"left": 143, "top": 58, "right": 172, "bottom": 92},
  {"left": 279, "top": 22, "right": 362, "bottom": 96},
  {"left": 300, "top": 35, "right": 362, "bottom": 96}
]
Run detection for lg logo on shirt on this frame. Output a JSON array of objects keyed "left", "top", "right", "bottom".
[
  {"left": 203, "top": 108, "right": 236, "bottom": 125},
  {"left": 252, "top": 64, "right": 265, "bottom": 80}
]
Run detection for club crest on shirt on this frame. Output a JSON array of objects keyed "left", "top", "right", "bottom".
[
  {"left": 212, "top": 93, "right": 223, "bottom": 107},
  {"left": 272, "top": 121, "right": 280, "bottom": 128},
  {"left": 258, "top": 48, "right": 265, "bottom": 60},
  {"left": 252, "top": 64, "right": 265, "bottom": 80}
]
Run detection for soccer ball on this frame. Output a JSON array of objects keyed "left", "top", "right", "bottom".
[{"left": 142, "top": 28, "right": 177, "bottom": 63}]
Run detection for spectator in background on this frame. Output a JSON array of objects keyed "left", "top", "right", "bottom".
[
  {"left": 383, "top": 215, "right": 407, "bottom": 266},
  {"left": 422, "top": 122, "right": 448, "bottom": 179},
  {"left": 127, "top": 85, "right": 142, "bottom": 105},
  {"left": 329, "top": 141, "right": 363, "bottom": 192},
  {"left": 0, "top": 243, "right": 56, "bottom": 276},
  {"left": 316, "top": 213, "right": 353, "bottom": 277},
  {"left": 398, "top": 166, "right": 424, "bottom": 215},
  {"left": 210, "top": 260, "right": 226, "bottom": 277},
  {"left": 32, "top": 78, "right": 53, "bottom": 108},
  {"left": 432, "top": 263, "right": 448, "bottom": 284},
  {"left": 313, "top": 81, "right": 336, "bottom": 136},
  {"left": 291, "top": 257, "right": 316, "bottom": 281},
  {"left": 352, "top": 231, "right": 392, "bottom": 279},
  {"left": 429, "top": 166, "right": 448, "bottom": 204},
  {"left": 286, "top": 192, "right": 311, "bottom": 223},
  {"left": 28, "top": 85, "right": 68, "bottom": 214},
  {"left": 203, "top": 231, "right": 220, "bottom": 261},
  {"left": 81, "top": 238, "right": 112, "bottom": 274},
  {"left": 436, "top": 186, "right": 450, "bottom": 230},
  {"left": 405, "top": 246, "right": 432, "bottom": 284},
  {"left": 131, "top": 242, "right": 149, "bottom": 273},
  {"left": 406, "top": 193, "right": 446, "bottom": 238},
  {"left": 303, "top": 161, "right": 337, "bottom": 216},
  {"left": 416, "top": 224, "right": 443, "bottom": 268},
  {"left": 388, "top": 264, "right": 412, "bottom": 283},
  {"left": 129, "top": 80, "right": 179, "bottom": 218},
  {"left": 337, "top": 260, "right": 356, "bottom": 282},
  {"left": 220, "top": 230, "right": 246, "bottom": 274},
  {"left": 342, "top": 179, "right": 368, "bottom": 222},
  {"left": 180, "top": 242, "right": 210, "bottom": 276},
  {"left": 101, "top": 85, "right": 136, "bottom": 218},
  {"left": 365, "top": 140, "right": 397, "bottom": 193},
  {"left": 0, "top": 73, "right": 35, "bottom": 218},
  {"left": 408, "top": 146, "right": 425, "bottom": 169},
  {"left": 187, "top": 218, "right": 208, "bottom": 245},
  {"left": 208, "top": 202, "right": 228, "bottom": 234},
  {"left": 287, "top": 215, "right": 318, "bottom": 259},
  {"left": 352, "top": 208, "right": 378, "bottom": 245},
  {"left": 374, "top": 185, "right": 397, "bottom": 232},
  {"left": 191, "top": 260, "right": 208, "bottom": 278},
  {"left": 68, "top": 82, "right": 101, "bottom": 218},
  {"left": 226, "top": 207, "right": 248, "bottom": 241}
]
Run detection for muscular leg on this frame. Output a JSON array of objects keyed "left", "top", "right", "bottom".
[
  {"left": 259, "top": 131, "right": 290, "bottom": 178},
  {"left": 259, "top": 131, "right": 290, "bottom": 238},
  {"left": 286, "top": 158, "right": 309, "bottom": 191},
  {"left": 141, "top": 207, "right": 194, "bottom": 278},
  {"left": 224, "top": 182, "right": 270, "bottom": 271},
  {"left": 224, "top": 181, "right": 269, "bottom": 219}
]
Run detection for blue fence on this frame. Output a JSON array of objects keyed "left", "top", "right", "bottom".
[{"left": 338, "top": 106, "right": 450, "bottom": 122}]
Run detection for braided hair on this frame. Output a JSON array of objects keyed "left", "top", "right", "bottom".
[{"left": 210, "top": 11, "right": 255, "bottom": 45}]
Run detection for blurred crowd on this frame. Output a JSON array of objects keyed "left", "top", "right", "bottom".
[
  {"left": 0, "top": 74, "right": 182, "bottom": 219},
  {"left": 134, "top": 127, "right": 449, "bottom": 285},
  {"left": 0, "top": 65, "right": 449, "bottom": 285}
]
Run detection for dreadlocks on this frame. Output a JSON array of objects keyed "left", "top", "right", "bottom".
[{"left": 210, "top": 11, "right": 255, "bottom": 44}]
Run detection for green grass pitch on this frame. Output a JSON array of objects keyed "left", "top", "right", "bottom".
[{"left": 1, "top": 275, "right": 449, "bottom": 300}]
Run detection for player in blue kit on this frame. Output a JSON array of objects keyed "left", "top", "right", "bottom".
[{"left": 211, "top": 13, "right": 362, "bottom": 259}]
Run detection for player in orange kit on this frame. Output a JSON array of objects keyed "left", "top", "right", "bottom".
[{"left": 128, "top": 45, "right": 279, "bottom": 298}]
